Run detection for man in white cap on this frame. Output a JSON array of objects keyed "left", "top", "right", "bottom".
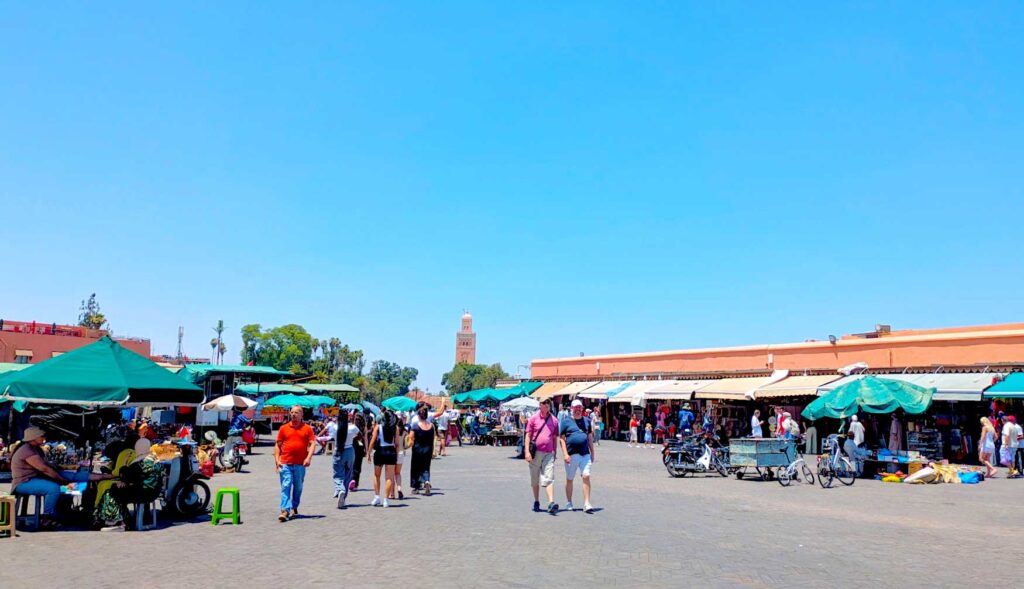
[
  {"left": 10, "top": 427, "right": 112, "bottom": 528},
  {"left": 558, "top": 399, "right": 596, "bottom": 513}
]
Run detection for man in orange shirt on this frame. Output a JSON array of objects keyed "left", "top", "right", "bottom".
[{"left": 275, "top": 405, "right": 315, "bottom": 522}]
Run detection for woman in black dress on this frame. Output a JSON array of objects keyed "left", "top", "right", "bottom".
[{"left": 410, "top": 405, "right": 436, "bottom": 495}]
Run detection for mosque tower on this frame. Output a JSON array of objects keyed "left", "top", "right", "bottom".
[{"left": 455, "top": 311, "right": 476, "bottom": 364}]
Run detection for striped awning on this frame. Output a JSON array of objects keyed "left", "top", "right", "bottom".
[
  {"left": 643, "top": 380, "right": 713, "bottom": 401},
  {"left": 607, "top": 380, "right": 670, "bottom": 404},
  {"left": 578, "top": 381, "right": 631, "bottom": 400},
  {"left": 695, "top": 376, "right": 780, "bottom": 401},
  {"left": 544, "top": 381, "right": 598, "bottom": 400},
  {"left": 530, "top": 381, "right": 570, "bottom": 401}
]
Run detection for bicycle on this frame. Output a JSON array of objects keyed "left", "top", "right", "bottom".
[
  {"left": 816, "top": 434, "right": 856, "bottom": 488},
  {"left": 777, "top": 437, "right": 815, "bottom": 487}
]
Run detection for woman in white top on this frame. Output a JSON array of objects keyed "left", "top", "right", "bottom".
[
  {"left": 979, "top": 417, "right": 998, "bottom": 478},
  {"left": 333, "top": 410, "right": 363, "bottom": 509},
  {"left": 368, "top": 410, "right": 400, "bottom": 507}
]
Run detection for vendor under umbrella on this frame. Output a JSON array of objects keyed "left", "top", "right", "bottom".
[{"left": 10, "top": 426, "right": 114, "bottom": 529}]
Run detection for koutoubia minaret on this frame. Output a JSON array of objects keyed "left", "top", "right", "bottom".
[{"left": 455, "top": 311, "right": 477, "bottom": 364}]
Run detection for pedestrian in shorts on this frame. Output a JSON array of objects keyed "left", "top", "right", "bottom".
[
  {"left": 558, "top": 399, "right": 595, "bottom": 513},
  {"left": 525, "top": 399, "right": 560, "bottom": 514}
]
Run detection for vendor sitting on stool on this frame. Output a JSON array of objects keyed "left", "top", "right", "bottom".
[{"left": 10, "top": 426, "right": 113, "bottom": 530}]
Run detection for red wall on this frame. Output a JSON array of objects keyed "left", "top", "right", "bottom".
[{"left": 0, "top": 331, "right": 151, "bottom": 363}]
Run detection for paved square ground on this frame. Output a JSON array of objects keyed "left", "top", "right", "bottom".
[{"left": 3, "top": 439, "right": 1019, "bottom": 588}]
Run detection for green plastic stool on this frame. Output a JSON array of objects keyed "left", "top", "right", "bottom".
[{"left": 210, "top": 488, "right": 241, "bottom": 526}]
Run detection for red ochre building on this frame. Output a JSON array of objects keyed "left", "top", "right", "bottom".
[
  {"left": 0, "top": 319, "right": 152, "bottom": 364},
  {"left": 531, "top": 322, "right": 1024, "bottom": 380}
]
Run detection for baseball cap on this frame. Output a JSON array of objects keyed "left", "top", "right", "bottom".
[{"left": 571, "top": 399, "right": 583, "bottom": 408}]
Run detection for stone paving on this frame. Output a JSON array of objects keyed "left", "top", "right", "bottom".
[{"left": 3, "top": 438, "right": 1020, "bottom": 588}]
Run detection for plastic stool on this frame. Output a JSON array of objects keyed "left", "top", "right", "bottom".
[
  {"left": 324, "top": 440, "right": 336, "bottom": 455},
  {"left": 131, "top": 500, "right": 160, "bottom": 531},
  {"left": 14, "top": 494, "right": 42, "bottom": 530},
  {"left": 0, "top": 495, "right": 16, "bottom": 538},
  {"left": 210, "top": 488, "right": 240, "bottom": 526}
]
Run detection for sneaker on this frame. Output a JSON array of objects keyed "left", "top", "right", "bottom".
[
  {"left": 398, "top": 491, "right": 405, "bottom": 500},
  {"left": 333, "top": 489, "right": 341, "bottom": 498},
  {"left": 289, "top": 509, "right": 299, "bottom": 519},
  {"left": 349, "top": 481, "right": 357, "bottom": 492},
  {"left": 564, "top": 501, "right": 575, "bottom": 512},
  {"left": 371, "top": 495, "right": 382, "bottom": 507},
  {"left": 278, "top": 510, "right": 288, "bottom": 522},
  {"left": 547, "top": 502, "right": 559, "bottom": 514},
  {"left": 424, "top": 482, "right": 432, "bottom": 496},
  {"left": 382, "top": 499, "right": 390, "bottom": 508},
  {"left": 100, "top": 525, "right": 125, "bottom": 532},
  {"left": 584, "top": 503, "right": 594, "bottom": 514},
  {"left": 337, "top": 495, "right": 347, "bottom": 509},
  {"left": 533, "top": 500, "right": 541, "bottom": 512}
]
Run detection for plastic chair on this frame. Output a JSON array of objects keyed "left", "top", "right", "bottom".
[
  {"left": 0, "top": 495, "right": 16, "bottom": 538},
  {"left": 210, "top": 488, "right": 240, "bottom": 526},
  {"left": 130, "top": 499, "right": 160, "bottom": 531},
  {"left": 14, "top": 493, "right": 42, "bottom": 530},
  {"left": 94, "top": 449, "right": 137, "bottom": 508}
]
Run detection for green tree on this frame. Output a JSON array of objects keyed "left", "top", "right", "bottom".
[
  {"left": 441, "top": 362, "right": 509, "bottom": 395},
  {"left": 78, "top": 293, "right": 107, "bottom": 330},
  {"left": 239, "top": 323, "right": 316, "bottom": 372}
]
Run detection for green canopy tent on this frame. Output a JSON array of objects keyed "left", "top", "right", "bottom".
[
  {"left": 264, "top": 394, "right": 335, "bottom": 409},
  {"left": 176, "top": 363, "right": 291, "bottom": 384},
  {"left": 299, "top": 383, "right": 360, "bottom": 394},
  {"left": 802, "top": 376, "right": 934, "bottom": 421},
  {"left": 0, "top": 336, "right": 204, "bottom": 406},
  {"left": 382, "top": 395, "right": 418, "bottom": 412},
  {"left": 235, "top": 383, "right": 306, "bottom": 395}
]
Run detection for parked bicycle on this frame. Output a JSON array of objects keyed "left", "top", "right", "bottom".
[
  {"left": 777, "top": 437, "right": 815, "bottom": 487},
  {"left": 816, "top": 434, "right": 856, "bottom": 488}
]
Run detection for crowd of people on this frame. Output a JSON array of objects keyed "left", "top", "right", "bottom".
[{"left": 273, "top": 401, "right": 446, "bottom": 521}]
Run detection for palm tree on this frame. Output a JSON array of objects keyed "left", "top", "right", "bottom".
[
  {"left": 209, "top": 338, "right": 218, "bottom": 363},
  {"left": 217, "top": 341, "right": 227, "bottom": 364}
]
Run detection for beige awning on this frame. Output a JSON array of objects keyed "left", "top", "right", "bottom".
[
  {"left": 14, "top": 349, "right": 33, "bottom": 357},
  {"left": 531, "top": 381, "right": 570, "bottom": 401},
  {"left": 542, "top": 381, "right": 597, "bottom": 400},
  {"left": 754, "top": 375, "right": 842, "bottom": 399},
  {"left": 578, "top": 381, "right": 631, "bottom": 400},
  {"left": 643, "top": 380, "right": 714, "bottom": 401},
  {"left": 695, "top": 376, "right": 779, "bottom": 401}
]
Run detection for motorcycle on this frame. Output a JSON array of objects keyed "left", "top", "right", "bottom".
[
  {"left": 161, "top": 440, "right": 211, "bottom": 517},
  {"left": 662, "top": 434, "right": 731, "bottom": 478},
  {"left": 218, "top": 435, "right": 249, "bottom": 472}
]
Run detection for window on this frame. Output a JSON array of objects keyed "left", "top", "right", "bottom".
[{"left": 14, "top": 349, "right": 33, "bottom": 364}]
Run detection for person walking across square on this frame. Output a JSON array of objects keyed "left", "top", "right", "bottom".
[
  {"left": 525, "top": 398, "right": 560, "bottom": 514},
  {"left": 559, "top": 399, "right": 595, "bottom": 514},
  {"left": 275, "top": 405, "right": 315, "bottom": 522}
]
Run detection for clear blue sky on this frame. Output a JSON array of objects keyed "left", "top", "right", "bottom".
[{"left": 2, "top": 3, "right": 1022, "bottom": 392}]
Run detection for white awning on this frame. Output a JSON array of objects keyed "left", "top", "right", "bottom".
[
  {"left": 606, "top": 380, "right": 666, "bottom": 404},
  {"left": 578, "top": 381, "right": 631, "bottom": 400},
  {"left": 879, "top": 373, "right": 1002, "bottom": 402},
  {"left": 14, "top": 349, "right": 33, "bottom": 357}
]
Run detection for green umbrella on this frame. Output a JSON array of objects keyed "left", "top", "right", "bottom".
[
  {"left": 360, "top": 400, "right": 381, "bottom": 417},
  {"left": 382, "top": 395, "right": 417, "bottom": 412},
  {"left": 0, "top": 336, "right": 204, "bottom": 406},
  {"left": 802, "top": 376, "right": 934, "bottom": 421}
]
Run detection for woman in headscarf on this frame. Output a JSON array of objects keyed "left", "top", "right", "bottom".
[{"left": 93, "top": 438, "right": 163, "bottom": 531}]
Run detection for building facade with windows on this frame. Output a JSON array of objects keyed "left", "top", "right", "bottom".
[{"left": 0, "top": 319, "right": 151, "bottom": 364}]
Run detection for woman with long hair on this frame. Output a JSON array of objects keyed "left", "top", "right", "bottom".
[
  {"left": 368, "top": 409, "right": 400, "bottom": 507},
  {"left": 351, "top": 412, "right": 367, "bottom": 492},
  {"left": 410, "top": 405, "right": 436, "bottom": 495},
  {"left": 980, "top": 417, "right": 998, "bottom": 478},
  {"left": 333, "top": 410, "right": 364, "bottom": 509},
  {"left": 391, "top": 415, "right": 407, "bottom": 500}
]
